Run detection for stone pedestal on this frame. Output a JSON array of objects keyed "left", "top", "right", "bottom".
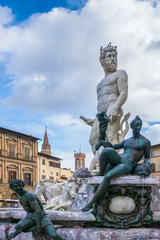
[
  {"left": 87, "top": 175, "right": 159, "bottom": 229},
  {"left": 0, "top": 209, "right": 160, "bottom": 239}
]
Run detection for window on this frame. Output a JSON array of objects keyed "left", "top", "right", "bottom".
[
  {"left": 9, "top": 171, "right": 17, "bottom": 182},
  {"left": 151, "top": 164, "right": 155, "bottom": 172},
  {"left": 42, "top": 159, "right": 45, "bottom": 165},
  {"left": 151, "top": 151, "right": 155, "bottom": 157},
  {"left": 9, "top": 144, "right": 15, "bottom": 158},
  {"left": 24, "top": 173, "right": 32, "bottom": 185},
  {"left": 49, "top": 161, "right": 59, "bottom": 167},
  {"left": 82, "top": 159, "right": 84, "bottom": 166},
  {"left": 42, "top": 170, "right": 45, "bottom": 173},
  {"left": 41, "top": 175, "right": 46, "bottom": 179},
  {"left": 25, "top": 147, "right": 30, "bottom": 160},
  {"left": 77, "top": 158, "right": 79, "bottom": 168},
  {"left": 49, "top": 161, "right": 53, "bottom": 167},
  {"left": 49, "top": 177, "right": 54, "bottom": 180},
  {"left": 51, "top": 171, "right": 53, "bottom": 175},
  {"left": 56, "top": 172, "right": 59, "bottom": 176},
  {"left": 55, "top": 163, "right": 60, "bottom": 168}
]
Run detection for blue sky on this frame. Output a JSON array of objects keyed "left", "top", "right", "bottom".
[
  {"left": 0, "top": 0, "right": 87, "bottom": 22},
  {"left": 0, "top": 0, "right": 160, "bottom": 170}
]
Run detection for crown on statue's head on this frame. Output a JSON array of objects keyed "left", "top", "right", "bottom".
[{"left": 100, "top": 42, "right": 117, "bottom": 54}]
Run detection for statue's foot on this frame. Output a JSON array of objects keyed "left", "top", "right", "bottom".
[
  {"left": 8, "top": 232, "right": 17, "bottom": 239},
  {"left": 52, "top": 233, "right": 62, "bottom": 240},
  {"left": 81, "top": 204, "right": 93, "bottom": 212}
]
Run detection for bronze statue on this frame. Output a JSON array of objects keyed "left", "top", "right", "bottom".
[
  {"left": 82, "top": 115, "right": 151, "bottom": 212},
  {"left": 8, "top": 179, "right": 62, "bottom": 240}
]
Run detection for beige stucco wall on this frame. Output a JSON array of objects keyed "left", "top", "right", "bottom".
[
  {"left": 151, "top": 146, "right": 160, "bottom": 172},
  {"left": 60, "top": 168, "right": 73, "bottom": 178},
  {"left": 38, "top": 154, "right": 61, "bottom": 182},
  {"left": 0, "top": 130, "right": 38, "bottom": 199}
]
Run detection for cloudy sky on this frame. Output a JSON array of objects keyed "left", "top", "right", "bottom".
[{"left": 0, "top": 0, "right": 160, "bottom": 170}]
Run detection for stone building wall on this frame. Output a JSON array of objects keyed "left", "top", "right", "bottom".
[{"left": 0, "top": 128, "right": 39, "bottom": 199}]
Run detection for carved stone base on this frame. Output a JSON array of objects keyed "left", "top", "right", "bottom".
[{"left": 87, "top": 175, "right": 159, "bottom": 229}]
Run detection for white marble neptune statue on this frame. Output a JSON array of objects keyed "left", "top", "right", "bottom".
[{"left": 81, "top": 43, "right": 129, "bottom": 156}]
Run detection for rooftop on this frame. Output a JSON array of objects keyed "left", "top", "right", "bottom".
[
  {"left": 0, "top": 127, "right": 41, "bottom": 141},
  {"left": 38, "top": 152, "right": 62, "bottom": 161}
]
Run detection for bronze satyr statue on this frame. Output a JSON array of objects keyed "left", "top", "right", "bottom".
[
  {"left": 82, "top": 115, "right": 151, "bottom": 212},
  {"left": 8, "top": 179, "right": 62, "bottom": 240}
]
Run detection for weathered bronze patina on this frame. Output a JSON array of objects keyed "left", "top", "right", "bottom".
[
  {"left": 82, "top": 115, "right": 151, "bottom": 212},
  {"left": 92, "top": 184, "right": 152, "bottom": 228},
  {"left": 8, "top": 179, "right": 61, "bottom": 239}
]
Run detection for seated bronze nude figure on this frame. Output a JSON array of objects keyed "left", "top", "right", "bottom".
[
  {"left": 82, "top": 114, "right": 151, "bottom": 212},
  {"left": 8, "top": 179, "right": 61, "bottom": 240}
]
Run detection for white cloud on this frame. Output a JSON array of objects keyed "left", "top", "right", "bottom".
[
  {"left": 0, "top": 5, "right": 13, "bottom": 25},
  {"left": 143, "top": 123, "right": 160, "bottom": 145},
  {"left": 47, "top": 113, "right": 83, "bottom": 127},
  {"left": 1, "top": 1, "right": 160, "bottom": 169},
  {"left": 0, "top": 0, "right": 159, "bottom": 121}
]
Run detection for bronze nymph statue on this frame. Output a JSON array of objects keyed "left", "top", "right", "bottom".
[
  {"left": 82, "top": 115, "right": 151, "bottom": 212},
  {"left": 8, "top": 179, "right": 62, "bottom": 240}
]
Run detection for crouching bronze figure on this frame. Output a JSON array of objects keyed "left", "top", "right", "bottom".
[{"left": 8, "top": 179, "right": 61, "bottom": 240}]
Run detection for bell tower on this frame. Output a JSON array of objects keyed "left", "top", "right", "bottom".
[
  {"left": 74, "top": 151, "right": 86, "bottom": 170},
  {"left": 41, "top": 127, "right": 52, "bottom": 156}
]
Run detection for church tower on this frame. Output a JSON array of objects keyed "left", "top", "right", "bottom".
[
  {"left": 74, "top": 152, "right": 86, "bottom": 170},
  {"left": 41, "top": 127, "right": 52, "bottom": 156}
]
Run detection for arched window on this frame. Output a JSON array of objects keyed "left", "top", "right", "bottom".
[
  {"left": 24, "top": 173, "right": 32, "bottom": 186},
  {"left": 77, "top": 158, "right": 79, "bottom": 168},
  {"left": 11, "top": 193, "right": 18, "bottom": 200},
  {"left": 8, "top": 170, "right": 17, "bottom": 182},
  {"left": 151, "top": 164, "right": 155, "bottom": 172},
  {"left": 82, "top": 159, "right": 84, "bottom": 166}
]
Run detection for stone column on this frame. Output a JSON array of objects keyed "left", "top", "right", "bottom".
[{"left": 2, "top": 161, "right": 8, "bottom": 184}]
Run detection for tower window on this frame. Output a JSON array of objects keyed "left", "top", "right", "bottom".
[{"left": 77, "top": 158, "right": 79, "bottom": 168}]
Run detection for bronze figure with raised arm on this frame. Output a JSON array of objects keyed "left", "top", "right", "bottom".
[{"left": 82, "top": 115, "right": 151, "bottom": 212}]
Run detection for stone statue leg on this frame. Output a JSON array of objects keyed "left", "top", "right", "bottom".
[
  {"left": 106, "top": 117, "right": 121, "bottom": 144},
  {"left": 106, "top": 108, "right": 123, "bottom": 144},
  {"left": 82, "top": 158, "right": 133, "bottom": 211},
  {"left": 45, "top": 225, "right": 62, "bottom": 240},
  {"left": 89, "top": 117, "right": 99, "bottom": 154}
]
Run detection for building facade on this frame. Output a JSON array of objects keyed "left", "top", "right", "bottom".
[
  {"left": 150, "top": 144, "right": 160, "bottom": 172},
  {"left": 38, "top": 152, "right": 62, "bottom": 182},
  {"left": 38, "top": 128, "right": 73, "bottom": 182},
  {"left": 0, "top": 127, "right": 39, "bottom": 200},
  {"left": 150, "top": 144, "right": 160, "bottom": 184},
  {"left": 60, "top": 168, "right": 73, "bottom": 181}
]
